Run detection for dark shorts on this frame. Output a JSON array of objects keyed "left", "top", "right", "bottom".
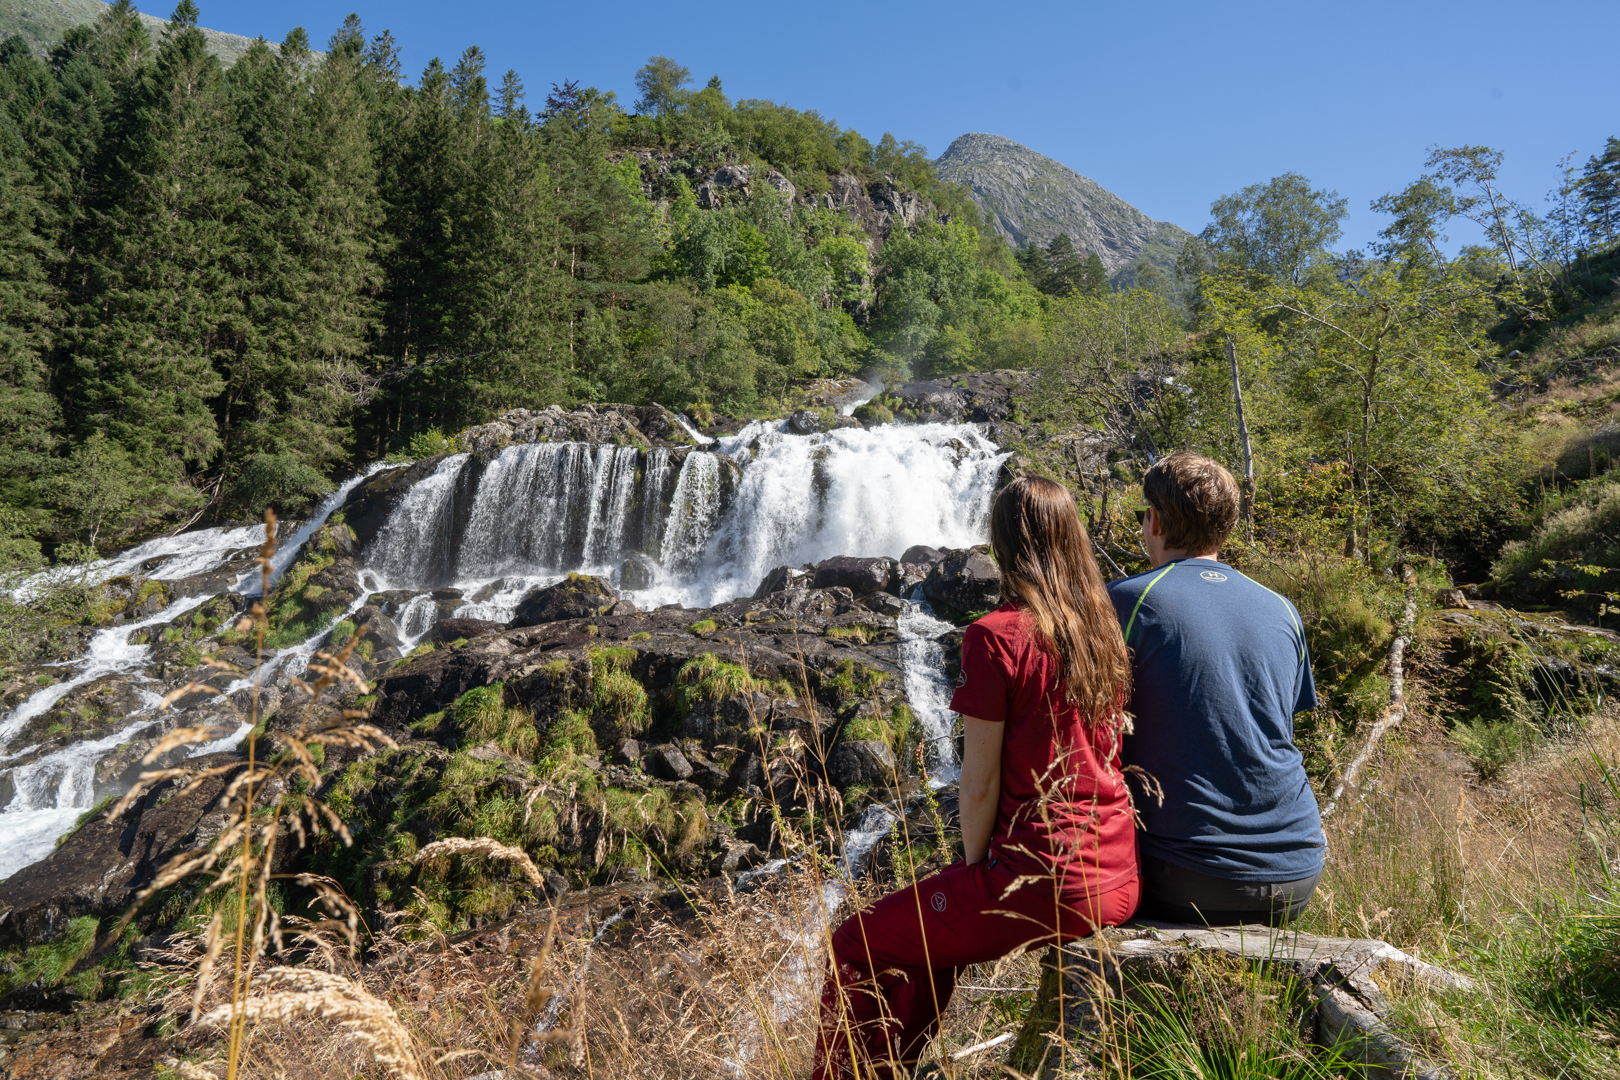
[{"left": 1138, "top": 854, "right": 1321, "bottom": 927}]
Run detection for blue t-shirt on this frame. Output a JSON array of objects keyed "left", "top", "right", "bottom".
[{"left": 1107, "top": 558, "right": 1324, "bottom": 881}]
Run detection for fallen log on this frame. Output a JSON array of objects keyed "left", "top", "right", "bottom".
[
  {"left": 1009, "top": 923, "right": 1471, "bottom": 1080},
  {"left": 1323, "top": 565, "right": 1419, "bottom": 817}
]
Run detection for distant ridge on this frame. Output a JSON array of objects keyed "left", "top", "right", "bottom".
[
  {"left": 935, "top": 132, "right": 1189, "bottom": 278},
  {"left": 0, "top": 0, "right": 290, "bottom": 66}
]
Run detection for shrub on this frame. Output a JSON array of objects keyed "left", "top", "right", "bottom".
[
  {"left": 452, "top": 684, "right": 538, "bottom": 759},
  {"left": 231, "top": 452, "right": 334, "bottom": 515},
  {"left": 407, "top": 428, "right": 459, "bottom": 458}
]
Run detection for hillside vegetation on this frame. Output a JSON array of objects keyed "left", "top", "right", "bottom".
[{"left": 0, "top": 0, "right": 268, "bottom": 64}]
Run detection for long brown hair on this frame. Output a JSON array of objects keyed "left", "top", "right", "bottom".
[{"left": 989, "top": 475, "right": 1130, "bottom": 722}]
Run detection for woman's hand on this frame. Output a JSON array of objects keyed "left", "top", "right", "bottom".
[{"left": 958, "top": 715, "right": 1004, "bottom": 865}]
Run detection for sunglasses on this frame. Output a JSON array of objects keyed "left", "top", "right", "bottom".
[{"left": 1134, "top": 509, "right": 1149, "bottom": 524}]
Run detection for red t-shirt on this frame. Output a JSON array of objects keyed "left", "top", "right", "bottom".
[{"left": 948, "top": 603, "right": 1137, "bottom": 895}]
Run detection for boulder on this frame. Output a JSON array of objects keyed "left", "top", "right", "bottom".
[
  {"left": 712, "top": 164, "right": 751, "bottom": 189},
  {"left": 891, "top": 562, "right": 930, "bottom": 597},
  {"left": 1434, "top": 588, "right": 1471, "bottom": 609},
  {"left": 430, "top": 618, "right": 507, "bottom": 644},
  {"left": 510, "top": 575, "right": 618, "bottom": 627},
  {"left": 753, "top": 565, "right": 811, "bottom": 599},
  {"left": 860, "top": 592, "right": 906, "bottom": 618},
  {"left": 813, "top": 556, "right": 893, "bottom": 596},
  {"left": 763, "top": 169, "right": 797, "bottom": 202},
  {"left": 788, "top": 409, "right": 824, "bottom": 435},
  {"left": 649, "top": 745, "right": 693, "bottom": 782},
  {"left": 901, "top": 544, "right": 944, "bottom": 566},
  {"left": 922, "top": 549, "right": 1002, "bottom": 623},
  {"left": 826, "top": 739, "right": 896, "bottom": 788},
  {"left": 619, "top": 553, "right": 660, "bottom": 591}
]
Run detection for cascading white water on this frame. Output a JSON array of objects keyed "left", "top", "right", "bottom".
[
  {"left": 659, "top": 450, "right": 723, "bottom": 578},
  {"left": 647, "top": 422, "right": 1005, "bottom": 608},
  {"left": 367, "top": 454, "right": 470, "bottom": 589},
  {"left": 638, "top": 448, "right": 674, "bottom": 558},
  {"left": 0, "top": 464, "right": 392, "bottom": 878},
  {"left": 898, "top": 598, "right": 963, "bottom": 781}
]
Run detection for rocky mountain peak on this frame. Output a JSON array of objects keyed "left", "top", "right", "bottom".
[{"left": 935, "top": 132, "right": 1190, "bottom": 276}]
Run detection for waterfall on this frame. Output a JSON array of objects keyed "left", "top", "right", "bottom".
[
  {"left": 899, "top": 599, "right": 963, "bottom": 781},
  {"left": 367, "top": 454, "right": 470, "bottom": 588},
  {"left": 357, "top": 424, "right": 1006, "bottom": 610},
  {"left": 0, "top": 464, "right": 387, "bottom": 877},
  {"left": 654, "top": 422, "right": 1004, "bottom": 607},
  {"left": 660, "top": 451, "right": 723, "bottom": 577},
  {"left": 638, "top": 448, "right": 674, "bottom": 558}
]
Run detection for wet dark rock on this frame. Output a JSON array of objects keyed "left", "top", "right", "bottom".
[
  {"left": 510, "top": 575, "right": 618, "bottom": 627},
  {"left": 860, "top": 592, "right": 906, "bottom": 618},
  {"left": 788, "top": 409, "right": 825, "bottom": 435},
  {"left": 14, "top": 673, "right": 147, "bottom": 747},
  {"left": 603, "top": 599, "right": 640, "bottom": 617},
  {"left": 892, "top": 562, "right": 930, "bottom": 597},
  {"left": 922, "top": 549, "right": 1003, "bottom": 624},
  {"left": 901, "top": 545, "right": 944, "bottom": 566},
  {"left": 618, "top": 739, "right": 641, "bottom": 762},
  {"left": 619, "top": 553, "right": 660, "bottom": 591},
  {"left": 0, "top": 753, "right": 276, "bottom": 948},
  {"left": 826, "top": 740, "right": 896, "bottom": 788},
  {"left": 752, "top": 565, "right": 811, "bottom": 599},
  {"left": 813, "top": 556, "right": 894, "bottom": 596},
  {"left": 431, "top": 618, "right": 507, "bottom": 644}
]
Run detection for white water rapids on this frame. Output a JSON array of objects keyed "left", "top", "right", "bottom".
[
  {"left": 0, "top": 467, "right": 388, "bottom": 876},
  {"left": 0, "top": 419, "right": 1004, "bottom": 880}
]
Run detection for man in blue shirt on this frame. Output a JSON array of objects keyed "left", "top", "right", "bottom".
[{"left": 1107, "top": 452, "right": 1324, "bottom": 925}]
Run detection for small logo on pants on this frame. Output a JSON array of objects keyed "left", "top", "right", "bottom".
[{"left": 930, "top": 892, "right": 947, "bottom": 912}]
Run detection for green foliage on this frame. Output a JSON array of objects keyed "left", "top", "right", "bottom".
[
  {"left": 452, "top": 683, "right": 538, "bottom": 759},
  {"left": 677, "top": 652, "right": 754, "bottom": 713},
  {"left": 1494, "top": 477, "right": 1620, "bottom": 619},
  {"left": 231, "top": 451, "right": 334, "bottom": 515},
  {"left": 1199, "top": 172, "right": 1348, "bottom": 286}
]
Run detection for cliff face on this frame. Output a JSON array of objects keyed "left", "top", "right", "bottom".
[{"left": 934, "top": 132, "right": 1190, "bottom": 276}]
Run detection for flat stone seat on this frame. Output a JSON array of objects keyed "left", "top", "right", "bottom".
[{"left": 1009, "top": 923, "right": 1472, "bottom": 1080}]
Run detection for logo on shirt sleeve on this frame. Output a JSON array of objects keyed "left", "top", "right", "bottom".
[
  {"left": 954, "top": 669, "right": 967, "bottom": 689},
  {"left": 1200, "top": 570, "right": 1229, "bottom": 582}
]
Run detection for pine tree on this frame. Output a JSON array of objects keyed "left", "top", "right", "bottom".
[
  {"left": 221, "top": 23, "right": 382, "bottom": 497},
  {"left": 66, "top": 0, "right": 238, "bottom": 483},
  {"left": 0, "top": 43, "right": 61, "bottom": 512},
  {"left": 539, "top": 80, "right": 654, "bottom": 400},
  {"left": 1583, "top": 136, "right": 1620, "bottom": 249}
]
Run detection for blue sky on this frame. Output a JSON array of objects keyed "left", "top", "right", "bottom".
[{"left": 185, "top": 0, "right": 1617, "bottom": 252}]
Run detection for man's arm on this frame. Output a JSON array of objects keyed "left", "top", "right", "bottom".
[{"left": 959, "top": 715, "right": 1004, "bottom": 865}]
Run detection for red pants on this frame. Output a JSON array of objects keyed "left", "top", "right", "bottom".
[{"left": 813, "top": 856, "right": 1139, "bottom": 1079}]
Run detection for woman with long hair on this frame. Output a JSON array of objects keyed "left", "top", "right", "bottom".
[{"left": 814, "top": 476, "right": 1138, "bottom": 1079}]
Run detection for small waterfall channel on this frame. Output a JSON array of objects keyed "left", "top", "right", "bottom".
[
  {"left": 0, "top": 467, "right": 387, "bottom": 878},
  {"left": 0, "top": 420, "right": 1005, "bottom": 880}
]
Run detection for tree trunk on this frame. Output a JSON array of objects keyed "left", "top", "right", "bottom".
[{"left": 1226, "top": 336, "right": 1256, "bottom": 537}]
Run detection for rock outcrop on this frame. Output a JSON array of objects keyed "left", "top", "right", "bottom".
[
  {"left": 510, "top": 575, "right": 621, "bottom": 627},
  {"left": 934, "top": 132, "right": 1191, "bottom": 276},
  {"left": 0, "top": 753, "right": 265, "bottom": 949},
  {"left": 922, "top": 549, "right": 1003, "bottom": 623}
]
